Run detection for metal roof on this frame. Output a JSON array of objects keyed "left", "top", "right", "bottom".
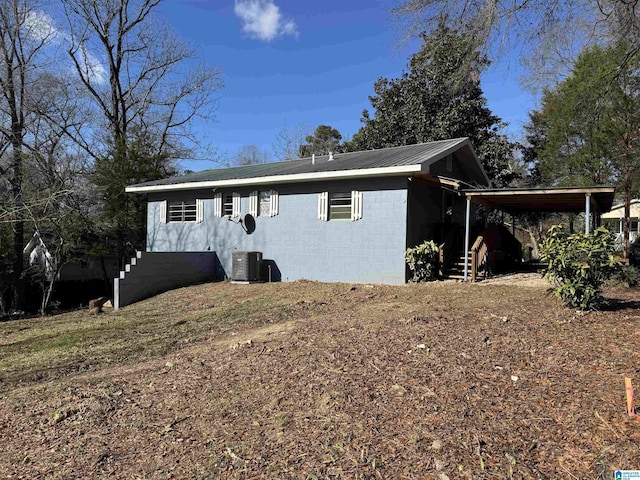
[
  {"left": 463, "top": 186, "right": 616, "bottom": 213},
  {"left": 126, "top": 138, "right": 483, "bottom": 192}
]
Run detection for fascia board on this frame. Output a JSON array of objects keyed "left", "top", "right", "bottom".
[{"left": 125, "top": 164, "right": 423, "bottom": 193}]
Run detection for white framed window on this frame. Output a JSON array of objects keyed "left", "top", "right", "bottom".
[
  {"left": 166, "top": 200, "right": 200, "bottom": 223},
  {"left": 214, "top": 192, "right": 241, "bottom": 217},
  {"left": 330, "top": 192, "right": 351, "bottom": 220},
  {"left": 259, "top": 191, "right": 271, "bottom": 216},
  {"left": 250, "top": 190, "right": 279, "bottom": 217},
  {"left": 318, "top": 191, "right": 362, "bottom": 221},
  {"left": 223, "top": 193, "right": 234, "bottom": 216}
]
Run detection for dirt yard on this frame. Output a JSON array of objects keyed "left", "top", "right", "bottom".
[{"left": 1, "top": 277, "right": 640, "bottom": 479}]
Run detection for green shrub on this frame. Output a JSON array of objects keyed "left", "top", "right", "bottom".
[
  {"left": 610, "top": 264, "right": 640, "bottom": 288},
  {"left": 406, "top": 240, "right": 439, "bottom": 282},
  {"left": 540, "top": 225, "right": 618, "bottom": 310}
]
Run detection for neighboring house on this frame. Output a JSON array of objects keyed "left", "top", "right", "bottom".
[
  {"left": 125, "top": 138, "right": 489, "bottom": 285},
  {"left": 23, "top": 231, "right": 120, "bottom": 283},
  {"left": 23, "top": 232, "right": 56, "bottom": 281},
  {"left": 602, "top": 199, "right": 640, "bottom": 248}
]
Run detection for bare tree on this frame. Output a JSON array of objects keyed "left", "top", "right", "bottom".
[
  {"left": 0, "top": 0, "right": 60, "bottom": 310},
  {"left": 0, "top": 60, "right": 96, "bottom": 314},
  {"left": 60, "top": 0, "right": 223, "bottom": 160},
  {"left": 272, "top": 122, "right": 310, "bottom": 161},
  {"left": 233, "top": 144, "right": 269, "bottom": 166},
  {"left": 23, "top": 145, "right": 92, "bottom": 315}
]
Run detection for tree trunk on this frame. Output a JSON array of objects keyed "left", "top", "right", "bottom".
[
  {"left": 11, "top": 140, "right": 25, "bottom": 311},
  {"left": 526, "top": 227, "right": 541, "bottom": 260},
  {"left": 40, "top": 265, "right": 61, "bottom": 317}
]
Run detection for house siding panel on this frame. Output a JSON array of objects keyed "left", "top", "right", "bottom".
[{"left": 146, "top": 178, "right": 408, "bottom": 285}]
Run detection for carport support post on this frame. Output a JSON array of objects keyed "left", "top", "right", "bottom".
[
  {"left": 585, "top": 193, "right": 591, "bottom": 234},
  {"left": 463, "top": 197, "right": 471, "bottom": 282}
]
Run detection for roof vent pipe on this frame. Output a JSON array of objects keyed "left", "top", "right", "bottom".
[
  {"left": 328, "top": 151, "right": 334, "bottom": 161},
  {"left": 312, "top": 153, "right": 315, "bottom": 165}
]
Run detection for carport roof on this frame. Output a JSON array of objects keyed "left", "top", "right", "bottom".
[{"left": 463, "top": 186, "right": 616, "bottom": 213}]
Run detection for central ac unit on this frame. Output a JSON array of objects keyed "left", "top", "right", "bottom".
[{"left": 231, "top": 251, "right": 262, "bottom": 281}]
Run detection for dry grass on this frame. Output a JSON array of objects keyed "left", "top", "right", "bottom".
[{"left": 1, "top": 278, "right": 640, "bottom": 479}]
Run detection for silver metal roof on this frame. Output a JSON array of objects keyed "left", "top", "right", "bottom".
[{"left": 128, "top": 138, "right": 475, "bottom": 191}]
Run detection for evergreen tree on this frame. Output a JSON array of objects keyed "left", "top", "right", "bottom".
[
  {"left": 93, "top": 137, "right": 177, "bottom": 259},
  {"left": 345, "top": 25, "right": 516, "bottom": 187},
  {"left": 299, "top": 125, "right": 343, "bottom": 157},
  {"left": 526, "top": 42, "right": 640, "bottom": 256}
]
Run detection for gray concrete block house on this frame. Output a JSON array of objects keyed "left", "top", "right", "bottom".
[{"left": 125, "top": 137, "right": 490, "bottom": 286}]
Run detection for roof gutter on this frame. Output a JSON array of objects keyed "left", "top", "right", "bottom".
[{"left": 125, "top": 164, "right": 424, "bottom": 193}]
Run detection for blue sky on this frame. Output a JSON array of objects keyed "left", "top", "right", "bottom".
[{"left": 159, "top": 0, "right": 535, "bottom": 171}]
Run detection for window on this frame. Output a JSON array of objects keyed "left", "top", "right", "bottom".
[
  {"left": 160, "top": 199, "right": 203, "bottom": 223},
  {"left": 249, "top": 190, "right": 279, "bottom": 217},
  {"left": 168, "top": 200, "right": 197, "bottom": 222},
  {"left": 259, "top": 191, "right": 271, "bottom": 217},
  {"left": 329, "top": 192, "right": 351, "bottom": 220},
  {"left": 318, "top": 191, "right": 362, "bottom": 221},
  {"left": 214, "top": 192, "right": 241, "bottom": 217},
  {"left": 632, "top": 220, "right": 639, "bottom": 232},
  {"left": 223, "top": 193, "right": 234, "bottom": 216}
]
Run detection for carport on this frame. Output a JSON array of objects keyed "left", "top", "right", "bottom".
[{"left": 460, "top": 186, "right": 616, "bottom": 282}]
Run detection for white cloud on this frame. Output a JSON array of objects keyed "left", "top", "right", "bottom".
[
  {"left": 234, "top": 0, "right": 298, "bottom": 42},
  {"left": 23, "top": 10, "right": 107, "bottom": 85},
  {"left": 77, "top": 45, "right": 108, "bottom": 86},
  {"left": 24, "top": 11, "right": 60, "bottom": 42}
]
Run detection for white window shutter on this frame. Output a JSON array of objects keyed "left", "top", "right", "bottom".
[
  {"left": 232, "top": 192, "right": 241, "bottom": 217},
  {"left": 249, "top": 191, "right": 258, "bottom": 216},
  {"left": 160, "top": 200, "right": 167, "bottom": 224},
  {"left": 270, "top": 190, "right": 279, "bottom": 217},
  {"left": 196, "top": 199, "right": 204, "bottom": 223},
  {"left": 213, "top": 193, "right": 222, "bottom": 217},
  {"left": 318, "top": 192, "right": 328, "bottom": 221},
  {"left": 351, "top": 191, "right": 363, "bottom": 221}
]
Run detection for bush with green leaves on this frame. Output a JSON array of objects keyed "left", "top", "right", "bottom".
[
  {"left": 610, "top": 264, "right": 640, "bottom": 288},
  {"left": 405, "top": 240, "right": 439, "bottom": 282},
  {"left": 540, "top": 225, "right": 618, "bottom": 310}
]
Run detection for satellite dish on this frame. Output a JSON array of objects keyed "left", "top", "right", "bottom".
[{"left": 243, "top": 214, "right": 256, "bottom": 234}]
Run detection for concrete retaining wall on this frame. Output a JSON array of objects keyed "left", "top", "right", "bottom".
[{"left": 113, "top": 251, "right": 218, "bottom": 310}]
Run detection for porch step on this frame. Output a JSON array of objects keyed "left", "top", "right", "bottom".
[{"left": 442, "top": 252, "right": 469, "bottom": 279}]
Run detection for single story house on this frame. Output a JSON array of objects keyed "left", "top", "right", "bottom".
[
  {"left": 125, "top": 138, "right": 490, "bottom": 285},
  {"left": 602, "top": 199, "right": 640, "bottom": 247}
]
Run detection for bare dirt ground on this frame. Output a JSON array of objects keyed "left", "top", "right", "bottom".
[{"left": 1, "top": 278, "right": 640, "bottom": 479}]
